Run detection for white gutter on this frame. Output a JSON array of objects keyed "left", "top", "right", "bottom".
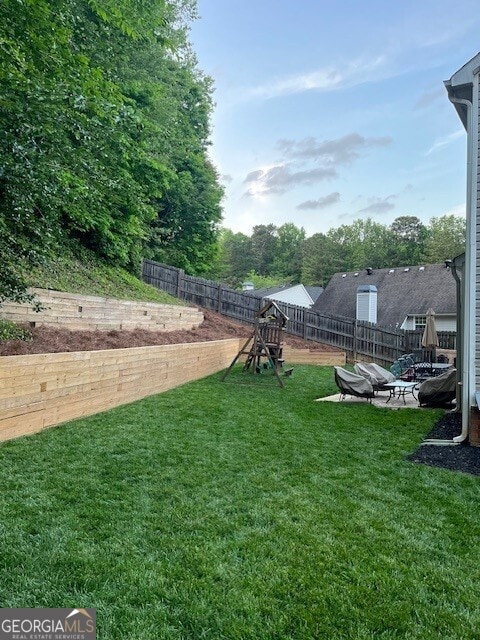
[{"left": 447, "top": 93, "right": 475, "bottom": 444}]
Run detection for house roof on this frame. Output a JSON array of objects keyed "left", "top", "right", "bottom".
[
  {"left": 249, "top": 284, "right": 292, "bottom": 298},
  {"left": 312, "top": 264, "right": 457, "bottom": 328},
  {"left": 248, "top": 283, "right": 323, "bottom": 302},
  {"left": 305, "top": 286, "right": 324, "bottom": 303},
  {"left": 444, "top": 51, "right": 480, "bottom": 129}
]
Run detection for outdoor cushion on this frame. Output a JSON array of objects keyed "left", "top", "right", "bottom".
[
  {"left": 418, "top": 368, "right": 457, "bottom": 407},
  {"left": 334, "top": 366, "right": 374, "bottom": 400}
]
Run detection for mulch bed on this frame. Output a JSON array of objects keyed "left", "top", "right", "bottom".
[
  {"left": 407, "top": 412, "right": 480, "bottom": 476},
  {"left": 0, "top": 307, "right": 342, "bottom": 356}
]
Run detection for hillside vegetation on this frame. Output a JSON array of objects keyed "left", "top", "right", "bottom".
[
  {"left": 1, "top": 1, "right": 222, "bottom": 307},
  {"left": 0, "top": 247, "right": 182, "bottom": 343},
  {"left": 26, "top": 247, "right": 181, "bottom": 305}
]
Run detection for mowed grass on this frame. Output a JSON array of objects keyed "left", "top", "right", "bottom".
[{"left": 1, "top": 365, "right": 480, "bottom": 639}]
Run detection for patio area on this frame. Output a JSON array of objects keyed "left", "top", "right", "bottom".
[{"left": 317, "top": 388, "right": 423, "bottom": 409}]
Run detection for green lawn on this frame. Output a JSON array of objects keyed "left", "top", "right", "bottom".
[{"left": 1, "top": 365, "right": 479, "bottom": 639}]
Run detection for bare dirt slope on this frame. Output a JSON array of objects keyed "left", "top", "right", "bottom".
[{"left": 0, "top": 308, "right": 341, "bottom": 356}]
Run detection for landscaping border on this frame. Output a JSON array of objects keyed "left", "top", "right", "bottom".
[
  {"left": 0, "top": 288, "right": 203, "bottom": 331},
  {"left": 0, "top": 338, "right": 242, "bottom": 443}
]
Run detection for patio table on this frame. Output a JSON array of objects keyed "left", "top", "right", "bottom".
[
  {"left": 384, "top": 381, "right": 417, "bottom": 404},
  {"left": 413, "top": 362, "right": 452, "bottom": 381}
]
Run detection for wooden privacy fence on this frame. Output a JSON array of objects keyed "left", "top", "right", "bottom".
[{"left": 142, "top": 260, "right": 457, "bottom": 367}]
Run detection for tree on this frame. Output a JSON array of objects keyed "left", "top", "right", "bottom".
[
  {"left": 241, "top": 270, "right": 284, "bottom": 290},
  {"left": 0, "top": 0, "right": 223, "bottom": 304},
  {"left": 423, "top": 214, "right": 466, "bottom": 263},
  {"left": 389, "top": 216, "right": 428, "bottom": 265},
  {"left": 301, "top": 233, "right": 343, "bottom": 286},
  {"left": 226, "top": 232, "right": 254, "bottom": 281},
  {"left": 325, "top": 218, "right": 394, "bottom": 272},
  {"left": 271, "top": 223, "right": 306, "bottom": 283},
  {"left": 250, "top": 224, "right": 278, "bottom": 276}
]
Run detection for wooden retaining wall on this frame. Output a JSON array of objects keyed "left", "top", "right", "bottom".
[
  {"left": 0, "top": 338, "right": 241, "bottom": 443},
  {"left": 0, "top": 288, "right": 203, "bottom": 332},
  {"left": 282, "top": 346, "right": 346, "bottom": 366}
]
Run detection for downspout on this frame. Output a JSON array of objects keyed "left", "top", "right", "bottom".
[
  {"left": 447, "top": 94, "right": 474, "bottom": 444},
  {"left": 450, "top": 254, "right": 463, "bottom": 412}
]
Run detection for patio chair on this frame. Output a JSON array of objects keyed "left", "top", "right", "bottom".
[
  {"left": 390, "top": 360, "right": 403, "bottom": 378},
  {"left": 417, "top": 368, "right": 457, "bottom": 407},
  {"left": 354, "top": 362, "right": 395, "bottom": 392},
  {"left": 395, "top": 355, "right": 415, "bottom": 381},
  {"left": 334, "top": 366, "right": 374, "bottom": 402}
]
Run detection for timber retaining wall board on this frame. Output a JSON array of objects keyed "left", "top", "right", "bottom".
[
  {"left": 0, "top": 339, "right": 241, "bottom": 443},
  {"left": 0, "top": 288, "right": 203, "bottom": 331},
  {"left": 282, "top": 347, "right": 346, "bottom": 366}
]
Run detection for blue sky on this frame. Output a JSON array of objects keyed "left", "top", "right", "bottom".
[{"left": 189, "top": 0, "right": 479, "bottom": 237}]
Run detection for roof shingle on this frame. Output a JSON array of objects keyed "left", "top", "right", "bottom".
[{"left": 313, "top": 264, "right": 456, "bottom": 327}]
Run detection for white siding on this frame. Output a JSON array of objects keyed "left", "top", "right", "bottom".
[
  {"left": 401, "top": 315, "right": 456, "bottom": 331},
  {"left": 476, "top": 73, "right": 480, "bottom": 388},
  {"left": 266, "top": 285, "right": 313, "bottom": 308}
]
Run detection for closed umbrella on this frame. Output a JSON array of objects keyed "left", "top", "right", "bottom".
[{"left": 422, "top": 308, "right": 438, "bottom": 362}]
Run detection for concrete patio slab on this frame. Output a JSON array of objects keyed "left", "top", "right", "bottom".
[{"left": 315, "top": 391, "right": 421, "bottom": 409}]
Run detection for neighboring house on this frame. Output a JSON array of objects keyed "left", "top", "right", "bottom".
[
  {"left": 312, "top": 264, "right": 457, "bottom": 330},
  {"left": 445, "top": 52, "right": 480, "bottom": 444},
  {"left": 248, "top": 283, "right": 323, "bottom": 308}
]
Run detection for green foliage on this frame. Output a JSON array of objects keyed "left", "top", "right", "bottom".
[
  {"left": 216, "top": 214, "right": 465, "bottom": 289},
  {"left": 271, "top": 223, "right": 305, "bottom": 283},
  {"left": 206, "top": 228, "right": 254, "bottom": 285},
  {"left": 250, "top": 224, "right": 278, "bottom": 276},
  {"left": 2, "top": 366, "right": 480, "bottom": 638},
  {"left": 301, "top": 233, "right": 343, "bottom": 286},
  {"left": 389, "top": 215, "right": 429, "bottom": 265},
  {"left": 0, "top": 319, "right": 32, "bottom": 342},
  {"left": 27, "top": 246, "right": 183, "bottom": 304},
  {"left": 241, "top": 270, "right": 286, "bottom": 290},
  {"left": 0, "top": 0, "right": 222, "bottom": 304},
  {"left": 424, "top": 214, "right": 466, "bottom": 263}
]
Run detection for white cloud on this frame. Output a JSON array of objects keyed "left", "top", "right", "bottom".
[
  {"left": 278, "top": 133, "right": 392, "bottom": 166},
  {"left": 247, "top": 55, "right": 388, "bottom": 100},
  {"left": 243, "top": 132, "right": 392, "bottom": 200},
  {"left": 414, "top": 88, "right": 445, "bottom": 110},
  {"left": 358, "top": 195, "right": 396, "bottom": 215},
  {"left": 297, "top": 192, "right": 341, "bottom": 210},
  {"left": 244, "top": 164, "right": 336, "bottom": 197},
  {"left": 425, "top": 129, "right": 464, "bottom": 155}
]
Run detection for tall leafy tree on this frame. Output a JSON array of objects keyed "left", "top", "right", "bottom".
[
  {"left": 423, "top": 214, "right": 466, "bottom": 263},
  {"left": 301, "top": 233, "right": 342, "bottom": 286},
  {"left": 250, "top": 224, "right": 278, "bottom": 276},
  {"left": 389, "top": 216, "right": 428, "bottom": 265},
  {"left": 0, "top": 0, "right": 223, "bottom": 303},
  {"left": 271, "top": 223, "right": 306, "bottom": 283},
  {"left": 212, "top": 229, "right": 254, "bottom": 284}
]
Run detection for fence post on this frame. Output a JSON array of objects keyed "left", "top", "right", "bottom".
[
  {"left": 177, "top": 268, "right": 185, "bottom": 299},
  {"left": 217, "top": 284, "right": 222, "bottom": 312},
  {"left": 303, "top": 308, "right": 308, "bottom": 340},
  {"left": 353, "top": 320, "right": 358, "bottom": 362}
]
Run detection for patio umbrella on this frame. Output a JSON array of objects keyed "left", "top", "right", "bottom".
[{"left": 421, "top": 308, "right": 439, "bottom": 362}]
